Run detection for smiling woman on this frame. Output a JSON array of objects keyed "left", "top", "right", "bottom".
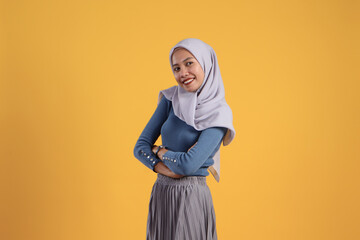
[
  {"left": 171, "top": 48, "right": 205, "bottom": 93},
  {"left": 133, "top": 38, "right": 235, "bottom": 240}
]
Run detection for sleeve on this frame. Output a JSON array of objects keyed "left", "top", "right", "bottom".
[
  {"left": 161, "top": 127, "right": 227, "bottom": 175},
  {"left": 133, "top": 96, "right": 170, "bottom": 171}
]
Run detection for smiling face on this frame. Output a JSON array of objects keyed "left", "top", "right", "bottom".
[{"left": 171, "top": 48, "right": 205, "bottom": 92}]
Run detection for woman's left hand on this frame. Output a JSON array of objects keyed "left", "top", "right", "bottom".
[
  {"left": 152, "top": 145, "right": 159, "bottom": 155},
  {"left": 152, "top": 145, "right": 168, "bottom": 160}
]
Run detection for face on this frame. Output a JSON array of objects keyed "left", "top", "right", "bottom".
[{"left": 171, "top": 48, "right": 205, "bottom": 92}]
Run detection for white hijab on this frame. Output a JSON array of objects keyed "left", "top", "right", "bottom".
[{"left": 158, "top": 38, "right": 235, "bottom": 182}]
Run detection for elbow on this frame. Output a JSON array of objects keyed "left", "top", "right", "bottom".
[
  {"left": 133, "top": 142, "right": 140, "bottom": 159},
  {"left": 133, "top": 138, "right": 151, "bottom": 159},
  {"left": 133, "top": 146, "right": 137, "bottom": 158}
]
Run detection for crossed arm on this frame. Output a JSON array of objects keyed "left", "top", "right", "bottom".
[
  {"left": 133, "top": 96, "right": 226, "bottom": 179},
  {"left": 151, "top": 142, "right": 197, "bottom": 179}
]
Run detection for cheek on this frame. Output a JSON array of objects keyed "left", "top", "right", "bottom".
[
  {"left": 196, "top": 69, "right": 204, "bottom": 81},
  {"left": 195, "top": 66, "right": 203, "bottom": 77},
  {"left": 174, "top": 74, "right": 181, "bottom": 83}
]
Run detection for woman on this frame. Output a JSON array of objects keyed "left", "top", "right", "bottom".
[{"left": 133, "top": 38, "right": 235, "bottom": 240}]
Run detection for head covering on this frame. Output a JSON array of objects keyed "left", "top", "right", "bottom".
[{"left": 157, "top": 38, "right": 235, "bottom": 182}]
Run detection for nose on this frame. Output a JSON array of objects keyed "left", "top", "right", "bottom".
[{"left": 180, "top": 68, "right": 189, "bottom": 78}]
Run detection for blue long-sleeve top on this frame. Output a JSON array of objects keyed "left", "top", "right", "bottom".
[{"left": 133, "top": 96, "right": 227, "bottom": 176}]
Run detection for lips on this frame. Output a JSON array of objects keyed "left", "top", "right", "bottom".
[{"left": 182, "top": 77, "right": 195, "bottom": 85}]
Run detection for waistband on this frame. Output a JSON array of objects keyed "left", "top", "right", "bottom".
[{"left": 155, "top": 173, "right": 207, "bottom": 186}]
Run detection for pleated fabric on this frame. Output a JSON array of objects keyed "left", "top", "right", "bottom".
[{"left": 147, "top": 174, "right": 217, "bottom": 240}]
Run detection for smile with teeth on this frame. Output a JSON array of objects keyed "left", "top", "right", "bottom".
[{"left": 183, "top": 78, "right": 195, "bottom": 85}]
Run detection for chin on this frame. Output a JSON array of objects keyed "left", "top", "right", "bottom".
[
  {"left": 182, "top": 84, "right": 200, "bottom": 93},
  {"left": 182, "top": 86, "right": 196, "bottom": 92}
]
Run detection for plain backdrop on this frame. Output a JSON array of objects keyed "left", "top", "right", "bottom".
[{"left": 1, "top": 0, "right": 359, "bottom": 239}]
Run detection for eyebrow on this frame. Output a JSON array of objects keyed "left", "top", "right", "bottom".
[{"left": 172, "top": 57, "right": 194, "bottom": 67}]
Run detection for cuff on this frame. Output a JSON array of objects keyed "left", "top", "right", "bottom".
[
  {"left": 139, "top": 149, "right": 162, "bottom": 172},
  {"left": 161, "top": 150, "right": 184, "bottom": 175},
  {"left": 161, "top": 150, "right": 178, "bottom": 165}
]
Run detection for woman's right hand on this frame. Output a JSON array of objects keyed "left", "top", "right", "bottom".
[{"left": 154, "top": 162, "right": 184, "bottom": 179}]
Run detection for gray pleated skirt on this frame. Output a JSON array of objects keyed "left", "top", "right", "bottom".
[{"left": 146, "top": 173, "right": 217, "bottom": 240}]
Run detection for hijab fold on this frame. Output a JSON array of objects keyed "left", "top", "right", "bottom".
[{"left": 158, "top": 38, "right": 235, "bottom": 182}]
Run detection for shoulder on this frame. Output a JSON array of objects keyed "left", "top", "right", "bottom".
[
  {"left": 158, "top": 94, "right": 172, "bottom": 107},
  {"left": 157, "top": 94, "right": 172, "bottom": 113},
  {"left": 160, "top": 95, "right": 171, "bottom": 103}
]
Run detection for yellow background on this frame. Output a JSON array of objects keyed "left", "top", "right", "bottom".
[{"left": 1, "top": 0, "right": 359, "bottom": 239}]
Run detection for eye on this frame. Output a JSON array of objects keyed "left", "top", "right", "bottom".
[
  {"left": 186, "top": 61, "right": 193, "bottom": 66},
  {"left": 173, "top": 67, "right": 180, "bottom": 72}
]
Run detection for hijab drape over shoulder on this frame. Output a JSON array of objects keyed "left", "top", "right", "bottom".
[{"left": 158, "top": 38, "right": 235, "bottom": 182}]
